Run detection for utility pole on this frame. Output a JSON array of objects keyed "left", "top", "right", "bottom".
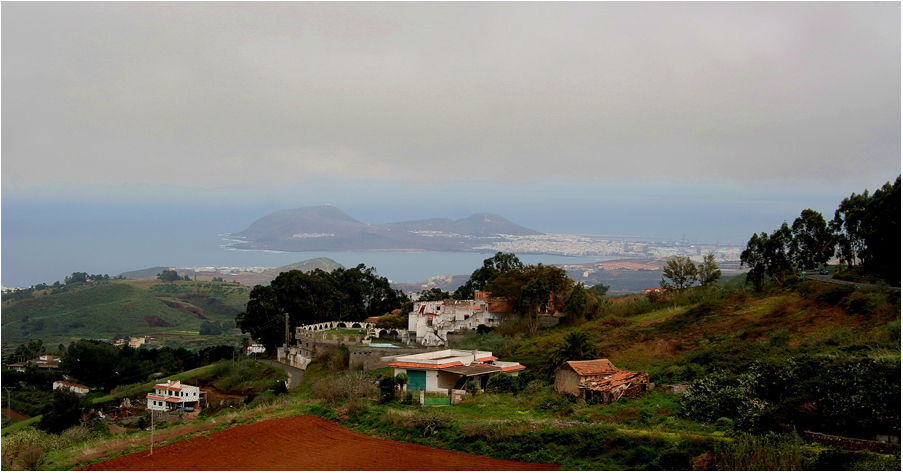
[
  {"left": 3, "top": 387, "right": 12, "bottom": 425},
  {"left": 149, "top": 409, "right": 155, "bottom": 455},
  {"left": 284, "top": 312, "right": 290, "bottom": 358}
]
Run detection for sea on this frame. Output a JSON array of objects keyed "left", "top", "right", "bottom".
[{"left": 1, "top": 202, "right": 615, "bottom": 288}]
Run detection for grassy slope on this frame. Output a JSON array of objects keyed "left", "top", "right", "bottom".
[
  {"left": 508, "top": 281, "right": 900, "bottom": 383},
  {"left": 1, "top": 280, "right": 250, "bottom": 357}
]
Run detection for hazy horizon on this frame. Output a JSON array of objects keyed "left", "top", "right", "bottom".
[{"left": 3, "top": 3, "right": 899, "bottom": 287}]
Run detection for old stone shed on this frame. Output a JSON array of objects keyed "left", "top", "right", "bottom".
[{"left": 554, "top": 359, "right": 650, "bottom": 404}]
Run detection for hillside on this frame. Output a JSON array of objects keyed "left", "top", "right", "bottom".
[
  {"left": 0, "top": 279, "right": 250, "bottom": 359},
  {"left": 178, "top": 257, "right": 345, "bottom": 286},
  {"left": 229, "top": 205, "right": 542, "bottom": 252},
  {"left": 467, "top": 277, "right": 900, "bottom": 382}
]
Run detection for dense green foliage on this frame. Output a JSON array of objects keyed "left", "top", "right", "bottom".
[
  {"left": 452, "top": 252, "right": 524, "bottom": 299},
  {"left": 743, "top": 176, "right": 901, "bottom": 288},
  {"left": 59, "top": 340, "right": 237, "bottom": 390},
  {"left": 681, "top": 356, "right": 900, "bottom": 438},
  {"left": 236, "top": 264, "right": 406, "bottom": 353},
  {"left": 37, "top": 389, "right": 89, "bottom": 435}
]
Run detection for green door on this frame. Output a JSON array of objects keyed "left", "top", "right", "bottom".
[{"left": 407, "top": 370, "right": 426, "bottom": 392}]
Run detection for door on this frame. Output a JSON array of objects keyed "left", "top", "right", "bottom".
[{"left": 407, "top": 370, "right": 426, "bottom": 392}]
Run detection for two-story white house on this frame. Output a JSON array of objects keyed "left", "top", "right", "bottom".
[{"left": 146, "top": 380, "right": 202, "bottom": 412}]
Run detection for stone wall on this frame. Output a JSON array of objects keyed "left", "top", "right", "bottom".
[
  {"left": 348, "top": 346, "right": 432, "bottom": 371},
  {"left": 802, "top": 431, "right": 901, "bottom": 454}
]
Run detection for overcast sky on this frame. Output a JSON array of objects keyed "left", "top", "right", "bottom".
[{"left": 3, "top": 2, "right": 900, "bottom": 222}]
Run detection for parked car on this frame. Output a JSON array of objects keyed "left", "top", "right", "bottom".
[{"left": 183, "top": 406, "right": 194, "bottom": 412}]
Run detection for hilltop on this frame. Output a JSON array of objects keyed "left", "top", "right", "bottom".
[{"left": 229, "top": 205, "right": 542, "bottom": 252}]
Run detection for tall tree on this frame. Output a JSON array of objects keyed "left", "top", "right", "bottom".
[
  {"left": 236, "top": 265, "right": 405, "bottom": 354},
  {"left": 484, "top": 264, "right": 573, "bottom": 314},
  {"left": 859, "top": 176, "right": 901, "bottom": 284},
  {"left": 453, "top": 252, "right": 523, "bottom": 299},
  {"left": 697, "top": 253, "right": 722, "bottom": 287},
  {"left": 831, "top": 190, "right": 870, "bottom": 267},
  {"left": 39, "top": 388, "right": 88, "bottom": 434},
  {"left": 660, "top": 256, "right": 698, "bottom": 291},
  {"left": 790, "top": 209, "right": 835, "bottom": 269},
  {"left": 741, "top": 233, "right": 769, "bottom": 292}
]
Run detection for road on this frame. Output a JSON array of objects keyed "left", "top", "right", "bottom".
[
  {"left": 801, "top": 274, "right": 900, "bottom": 292},
  {"left": 259, "top": 359, "right": 305, "bottom": 390}
]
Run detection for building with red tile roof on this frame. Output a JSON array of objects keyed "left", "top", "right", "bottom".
[
  {"left": 555, "top": 359, "right": 650, "bottom": 404},
  {"left": 387, "top": 349, "right": 525, "bottom": 394},
  {"left": 52, "top": 380, "right": 89, "bottom": 395},
  {"left": 146, "top": 380, "right": 205, "bottom": 412}
]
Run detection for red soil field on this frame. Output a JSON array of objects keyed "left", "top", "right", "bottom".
[{"left": 84, "top": 415, "right": 560, "bottom": 471}]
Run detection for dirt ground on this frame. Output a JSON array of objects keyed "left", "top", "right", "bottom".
[{"left": 83, "top": 415, "right": 559, "bottom": 471}]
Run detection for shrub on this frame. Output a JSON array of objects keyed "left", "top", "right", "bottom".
[
  {"left": 411, "top": 409, "right": 453, "bottom": 438},
  {"left": 714, "top": 432, "right": 804, "bottom": 471},
  {"left": 486, "top": 373, "right": 519, "bottom": 396},
  {"left": 16, "top": 446, "right": 46, "bottom": 470},
  {"left": 325, "top": 346, "right": 350, "bottom": 371},
  {"left": 378, "top": 376, "right": 399, "bottom": 403},
  {"left": 522, "top": 380, "right": 545, "bottom": 395}
]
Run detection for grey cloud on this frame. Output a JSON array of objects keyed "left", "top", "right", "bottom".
[{"left": 2, "top": 2, "right": 899, "bottom": 193}]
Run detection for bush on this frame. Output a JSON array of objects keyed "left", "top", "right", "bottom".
[
  {"left": 16, "top": 446, "right": 46, "bottom": 470},
  {"left": 714, "top": 432, "right": 804, "bottom": 471},
  {"left": 411, "top": 409, "right": 453, "bottom": 438},
  {"left": 378, "top": 376, "right": 399, "bottom": 403},
  {"left": 486, "top": 373, "right": 519, "bottom": 396}
]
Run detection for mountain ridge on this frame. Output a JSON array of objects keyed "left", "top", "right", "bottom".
[{"left": 230, "top": 205, "right": 541, "bottom": 252}]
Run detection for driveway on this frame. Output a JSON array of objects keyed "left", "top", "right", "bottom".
[
  {"left": 259, "top": 359, "right": 305, "bottom": 390},
  {"left": 801, "top": 274, "right": 900, "bottom": 292}
]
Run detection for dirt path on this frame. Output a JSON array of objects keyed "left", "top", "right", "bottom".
[{"left": 83, "top": 415, "right": 559, "bottom": 471}]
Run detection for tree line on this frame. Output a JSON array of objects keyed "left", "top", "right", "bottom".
[
  {"left": 235, "top": 264, "right": 405, "bottom": 354},
  {"left": 740, "top": 176, "right": 900, "bottom": 290},
  {"left": 238, "top": 253, "right": 617, "bottom": 351}
]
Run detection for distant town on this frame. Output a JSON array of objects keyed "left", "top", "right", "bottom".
[{"left": 473, "top": 234, "right": 743, "bottom": 261}]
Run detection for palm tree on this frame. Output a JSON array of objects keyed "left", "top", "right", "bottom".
[{"left": 548, "top": 330, "right": 598, "bottom": 374}]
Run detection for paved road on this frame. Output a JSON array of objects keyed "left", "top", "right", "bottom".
[
  {"left": 259, "top": 359, "right": 305, "bottom": 390},
  {"left": 801, "top": 274, "right": 900, "bottom": 292}
]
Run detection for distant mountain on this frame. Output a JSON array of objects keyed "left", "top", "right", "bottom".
[{"left": 229, "top": 205, "right": 542, "bottom": 252}]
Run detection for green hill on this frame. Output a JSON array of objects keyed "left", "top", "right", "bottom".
[
  {"left": 117, "top": 266, "right": 171, "bottom": 278},
  {"left": 1, "top": 279, "right": 250, "bottom": 358}
]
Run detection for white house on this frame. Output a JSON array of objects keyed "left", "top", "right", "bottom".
[
  {"left": 246, "top": 343, "right": 266, "bottom": 356},
  {"left": 387, "top": 349, "right": 525, "bottom": 394},
  {"left": 146, "top": 380, "right": 202, "bottom": 412},
  {"left": 53, "top": 380, "right": 89, "bottom": 395},
  {"left": 407, "top": 292, "right": 514, "bottom": 346}
]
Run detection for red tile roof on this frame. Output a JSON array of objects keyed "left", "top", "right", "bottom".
[
  {"left": 55, "top": 380, "right": 88, "bottom": 389},
  {"left": 580, "top": 371, "right": 648, "bottom": 393},
  {"left": 154, "top": 384, "right": 182, "bottom": 391},
  {"left": 388, "top": 361, "right": 464, "bottom": 370},
  {"left": 477, "top": 356, "right": 498, "bottom": 362},
  {"left": 500, "top": 364, "right": 526, "bottom": 372},
  {"left": 563, "top": 359, "right": 617, "bottom": 376}
]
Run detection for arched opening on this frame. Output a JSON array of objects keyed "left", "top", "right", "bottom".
[
  {"left": 337, "top": 322, "right": 347, "bottom": 328},
  {"left": 351, "top": 323, "right": 361, "bottom": 328}
]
